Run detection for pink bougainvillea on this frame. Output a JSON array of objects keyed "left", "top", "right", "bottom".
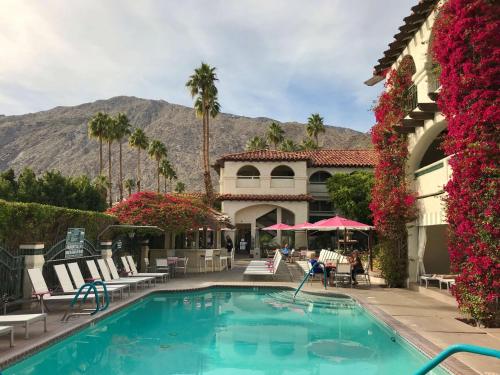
[
  {"left": 370, "top": 56, "right": 418, "bottom": 287},
  {"left": 107, "top": 192, "right": 211, "bottom": 233},
  {"left": 432, "top": 0, "right": 499, "bottom": 324}
]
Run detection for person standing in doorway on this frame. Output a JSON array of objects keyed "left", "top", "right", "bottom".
[{"left": 225, "top": 235, "right": 234, "bottom": 268}]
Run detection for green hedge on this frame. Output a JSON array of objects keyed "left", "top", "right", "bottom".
[{"left": 0, "top": 199, "right": 117, "bottom": 250}]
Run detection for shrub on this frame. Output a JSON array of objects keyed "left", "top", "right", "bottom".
[
  {"left": 370, "top": 56, "right": 418, "bottom": 287},
  {"left": 0, "top": 199, "right": 116, "bottom": 251},
  {"left": 432, "top": 0, "right": 499, "bottom": 325},
  {"left": 107, "top": 192, "right": 212, "bottom": 233}
]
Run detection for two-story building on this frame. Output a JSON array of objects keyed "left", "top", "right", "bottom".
[
  {"left": 213, "top": 149, "right": 376, "bottom": 253},
  {"left": 365, "top": 0, "right": 449, "bottom": 282}
]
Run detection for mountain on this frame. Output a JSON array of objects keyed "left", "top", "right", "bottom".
[{"left": 0, "top": 96, "right": 372, "bottom": 192}]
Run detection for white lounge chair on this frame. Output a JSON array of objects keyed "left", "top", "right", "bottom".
[
  {"left": 100, "top": 259, "right": 154, "bottom": 289},
  {"left": 27, "top": 268, "right": 96, "bottom": 313},
  {"left": 244, "top": 252, "right": 282, "bottom": 277},
  {"left": 87, "top": 259, "right": 147, "bottom": 292},
  {"left": 0, "top": 314, "right": 47, "bottom": 339},
  {"left": 0, "top": 326, "right": 14, "bottom": 347},
  {"left": 419, "top": 274, "right": 441, "bottom": 288},
  {"left": 173, "top": 257, "right": 188, "bottom": 276},
  {"left": 248, "top": 251, "right": 278, "bottom": 267},
  {"left": 67, "top": 262, "right": 130, "bottom": 297},
  {"left": 55, "top": 263, "right": 128, "bottom": 301},
  {"left": 122, "top": 256, "right": 168, "bottom": 282}
]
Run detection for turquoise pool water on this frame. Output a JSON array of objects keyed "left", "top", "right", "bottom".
[{"left": 4, "top": 288, "right": 447, "bottom": 374}]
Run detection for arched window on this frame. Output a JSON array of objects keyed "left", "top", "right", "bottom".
[
  {"left": 418, "top": 130, "right": 447, "bottom": 169},
  {"left": 271, "top": 165, "right": 295, "bottom": 179},
  {"left": 309, "top": 171, "right": 332, "bottom": 184},
  {"left": 237, "top": 165, "right": 260, "bottom": 179}
]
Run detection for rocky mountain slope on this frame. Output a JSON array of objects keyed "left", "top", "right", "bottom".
[{"left": 0, "top": 96, "right": 372, "bottom": 193}]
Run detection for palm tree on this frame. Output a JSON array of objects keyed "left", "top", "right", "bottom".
[
  {"left": 266, "top": 122, "right": 285, "bottom": 149},
  {"left": 88, "top": 112, "right": 109, "bottom": 175},
  {"left": 306, "top": 113, "right": 325, "bottom": 148},
  {"left": 186, "top": 62, "right": 220, "bottom": 205},
  {"left": 245, "top": 136, "right": 268, "bottom": 151},
  {"left": 159, "top": 159, "right": 176, "bottom": 192},
  {"left": 174, "top": 181, "right": 186, "bottom": 193},
  {"left": 279, "top": 139, "right": 299, "bottom": 152},
  {"left": 128, "top": 128, "right": 149, "bottom": 192},
  {"left": 124, "top": 178, "right": 135, "bottom": 197},
  {"left": 113, "top": 113, "right": 131, "bottom": 201},
  {"left": 101, "top": 114, "right": 116, "bottom": 206},
  {"left": 148, "top": 140, "right": 168, "bottom": 193},
  {"left": 300, "top": 137, "right": 319, "bottom": 151},
  {"left": 93, "top": 175, "right": 109, "bottom": 203}
]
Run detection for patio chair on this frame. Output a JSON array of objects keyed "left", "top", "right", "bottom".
[
  {"left": 0, "top": 326, "right": 14, "bottom": 347},
  {"left": 64, "top": 262, "right": 130, "bottom": 299},
  {"left": 123, "top": 256, "right": 169, "bottom": 282},
  {"left": 200, "top": 249, "right": 215, "bottom": 273},
  {"left": 354, "top": 261, "right": 371, "bottom": 286},
  {"left": 438, "top": 275, "right": 457, "bottom": 290},
  {"left": 102, "top": 258, "right": 155, "bottom": 288},
  {"left": 27, "top": 268, "right": 96, "bottom": 313},
  {"left": 334, "top": 263, "right": 352, "bottom": 287},
  {"left": 174, "top": 257, "right": 188, "bottom": 276},
  {"left": 219, "top": 252, "right": 229, "bottom": 270},
  {"left": 0, "top": 314, "right": 47, "bottom": 339}
]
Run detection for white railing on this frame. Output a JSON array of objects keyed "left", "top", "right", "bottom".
[
  {"left": 270, "top": 177, "right": 294, "bottom": 188},
  {"left": 236, "top": 177, "right": 260, "bottom": 188}
]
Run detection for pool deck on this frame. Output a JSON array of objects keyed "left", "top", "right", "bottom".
[{"left": 0, "top": 259, "right": 499, "bottom": 374}]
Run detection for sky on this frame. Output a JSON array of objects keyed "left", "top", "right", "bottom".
[{"left": 0, "top": 0, "right": 415, "bottom": 132}]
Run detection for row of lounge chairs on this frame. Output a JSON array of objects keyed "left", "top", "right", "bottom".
[
  {"left": 243, "top": 251, "right": 283, "bottom": 277},
  {"left": 0, "top": 255, "right": 167, "bottom": 348}
]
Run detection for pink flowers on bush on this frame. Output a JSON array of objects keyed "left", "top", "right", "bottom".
[
  {"left": 370, "top": 56, "right": 417, "bottom": 287},
  {"left": 107, "top": 191, "right": 211, "bottom": 233},
  {"left": 432, "top": 0, "right": 499, "bottom": 325}
]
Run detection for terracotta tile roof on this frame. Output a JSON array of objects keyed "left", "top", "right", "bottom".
[
  {"left": 214, "top": 149, "right": 376, "bottom": 169},
  {"left": 219, "top": 194, "right": 313, "bottom": 202},
  {"left": 365, "top": 0, "right": 439, "bottom": 86}
]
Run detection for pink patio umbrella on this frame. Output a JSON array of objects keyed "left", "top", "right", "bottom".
[
  {"left": 303, "top": 215, "right": 374, "bottom": 253},
  {"left": 290, "top": 222, "right": 313, "bottom": 230},
  {"left": 262, "top": 223, "right": 293, "bottom": 230}
]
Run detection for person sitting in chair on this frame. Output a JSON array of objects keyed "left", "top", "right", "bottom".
[
  {"left": 280, "top": 243, "right": 290, "bottom": 260},
  {"left": 349, "top": 250, "right": 364, "bottom": 285}
]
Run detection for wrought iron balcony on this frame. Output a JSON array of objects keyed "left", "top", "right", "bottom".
[{"left": 403, "top": 84, "right": 418, "bottom": 113}]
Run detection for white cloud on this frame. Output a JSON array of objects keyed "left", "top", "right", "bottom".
[{"left": 0, "top": 0, "right": 415, "bottom": 131}]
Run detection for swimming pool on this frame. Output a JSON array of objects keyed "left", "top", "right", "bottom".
[{"left": 3, "top": 287, "right": 448, "bottom": 374}]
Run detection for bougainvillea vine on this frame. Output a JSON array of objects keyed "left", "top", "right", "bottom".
[
  {"left": 107, "top": 192, "right": 212, "bottom": 233},
  {"left": 370, "top": 56, "right": 418, "bottom": 287},
  {"left": 432, "top": 0, "right": 499, "bottom": 325}
]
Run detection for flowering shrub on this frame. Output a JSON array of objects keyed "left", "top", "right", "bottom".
[
  {"left": 432, "top": 0, "right": 499, "bottom": 325},
  {"left": 370, "top": 56, "right": 418, "bottom": 287},
  {"left": 107, "top": 192, "right": 211, "bottom": 233}
]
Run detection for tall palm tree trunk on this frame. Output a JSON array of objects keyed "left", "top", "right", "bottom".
[
  {"left": 164, "top": 176, "right": 167, "bottom": 193},
  {"left": 157, "top": 159, "right": 161, "bottom": 193},
  {"left": 108, "top": 140, "right": 113, "bottom": 207},
  {"left": 99, "top": 137, "right": 103, "bottom": 175},
  {"left": 203, "top": 104, "right": 214, "bottom": 205},
  {"left": 137, "top": 148, "right": 141, "bottom": 192},
  {"left": 119, "top": 142, "right": 123, "bottom": 201}
]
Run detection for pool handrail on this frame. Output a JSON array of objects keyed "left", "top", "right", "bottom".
[
  {"left": 414, "top": 343, "right": 500, "bottom": 375},
  {"left": 293, "top": 261, "right": 327, "bottom": 301},
  {"left": 92, "top": 280, "right": 109, "bottom": 312}
]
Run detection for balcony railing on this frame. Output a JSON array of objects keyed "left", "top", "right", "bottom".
[{"left": 403, "top": 84, "right": 418, "bottom": 113}]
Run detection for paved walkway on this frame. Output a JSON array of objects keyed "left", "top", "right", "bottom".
[{"left": 0, "top": 259, "right": 498, "bottom": 374}]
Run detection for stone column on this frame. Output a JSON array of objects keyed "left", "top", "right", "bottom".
[
  {"left": 100, "top": 241, "right": 113, "bottom": 260},
  {"left": 276, "top": 207, "right": 282, "bottom": 245},
  {"left": 139, "top": 240, "right": 149, "bottom": 272},
  {"left": 19, "top": 243, "right": 45, "bottom": 299}
]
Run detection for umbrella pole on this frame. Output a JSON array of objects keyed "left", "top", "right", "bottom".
[
  {"left": 344, "top": 228, "right": 347, "bottom": 252},
  {"left": 337, "top": 228, "right": 340, "bottom": 250}
]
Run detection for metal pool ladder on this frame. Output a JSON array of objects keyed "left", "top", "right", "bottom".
[
  {"left": 414, "top": 344, "right": 500, "bottom": 375},
  {"left": 293, "top": 261, "right": 328, "bottom": 301},
  {"left": 62, "top": 281, "right": 110, "bottom": 322}
]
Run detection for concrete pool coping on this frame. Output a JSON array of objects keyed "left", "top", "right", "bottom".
[{"left": 0, "top": 281, "right": 478, "bottom": 374}]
